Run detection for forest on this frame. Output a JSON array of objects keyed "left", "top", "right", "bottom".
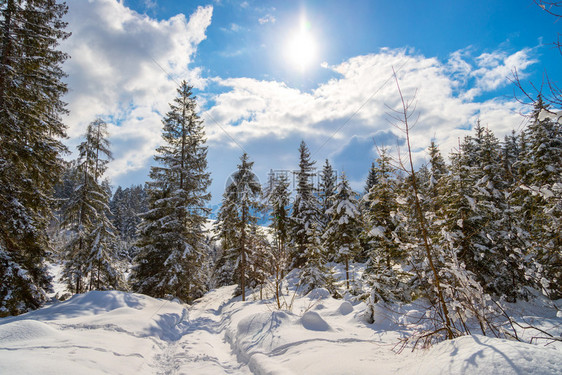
[{"left": 1, "top": 0, "right": 561, "bottom": 353}]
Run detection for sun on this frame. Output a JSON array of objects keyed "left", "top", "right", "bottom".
[{"left": 284, "top": 18, "right": 317, "bottom": 72}]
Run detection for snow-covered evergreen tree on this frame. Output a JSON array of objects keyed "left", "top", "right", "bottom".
[
  {"left": 0, "top": 0, "right": 69, "bottom": 316},
  {"left": 215, "top": 153, "right": 262, "bottom": 301},
  {"left": 264, "top": 173, "right": 291, "bottom": 305},
  {"left": 289, "top": 141, "right": 320, "bottom": 269},
  {"left": 518, "top": 97, "right": 562, "bottom": 298},
  {"left": 436, "top": 123, "right": 529, "bottom": 301},
  {"left": 323, "top": 174, "right": 361, "bottom": 289},
  {"left": 110, "top": 185, "right": 148, "bottom": 259},
  {"left": 298, "top": 221, "right": 334, "bottom": 295},
  {"left": 131, "top": 82, "right": 211, "bottom": 303},
  {"left": 318, "top": 159, "right": 337, "bottom": 232},
  {"left": 364, "top": 162, "right": 378, "bottom": 194},
  {"left": 361, "top": 148, "right": 407, "bottom": 302},
  {"left": 61, "top": 119, "right": 122, "bottom": 293}
]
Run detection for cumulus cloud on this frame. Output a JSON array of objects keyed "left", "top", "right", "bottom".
[
  {"left": 473, "top": 49, "right": 536, "bottom": 92},
  {"left": 202, "top": 47, "right": 534, "bottom": 194},
  {"left": 61, "top": 0, "right": 212, "bottom": 182}
]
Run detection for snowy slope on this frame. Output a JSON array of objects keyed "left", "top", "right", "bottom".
[{"left": 1, "top": 284, "right": 561, "bottom": 375}]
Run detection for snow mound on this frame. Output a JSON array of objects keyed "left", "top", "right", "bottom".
[
  {"left": 338, "top": 301, "right": 353, "bottom": 315},
  {"left": 415, "top": 334, "right": 562, "bottom": 375},
  {"left": 307, "top": 288, "right": 330, "bottom": 300},
  {"left": 229, "top": 309, "right": 296, "bottom": 370},
  {"left": 301, "top": 311, "right": 331, "bottom": 331},
  {"left": 557, "top": 310, "right": 562, "bottom": 318},
  {"left": 16, "top": 291, "right": 147, "bottom": 321},
  {"left": 0, "top": 320, "right": 59, "bottom": 342}
]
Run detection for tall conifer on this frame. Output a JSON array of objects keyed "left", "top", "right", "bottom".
[
  {"left": 0, "top": 0, "right": 69, "bottom": 315},
  {"left": 132, "top": 82, "right": 211, "bottom": 303}
]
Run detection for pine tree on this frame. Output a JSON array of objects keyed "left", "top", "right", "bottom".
[
  {"left": 323, "top": 173, "right": 362, "bottom": 290},
  {"left": 60, "top": 119, "right": 122, "bottom": 293},
  {"left": 432, "top": 139, "right": 508, "bottom": 336},
  {"left": 215, "top": 153, "right": 262, "bottom": 301},
  {"left": 501, "top": 131, "right": 520, "bottom": 187},
  {"left": 289, "top": 141, "right": 320, "bottom": 269},
  {"left": 427, "top": 141, "right": 448, "bottom": 206},
  {"left": 364, "top": 162, "right": 378, "bottom": 194},
  {"left": 437, "top": 123, "right": 529, "bottom": 301},
  {"left": 518, "top": 97, "right": 562, "bottom": 298},
  {"left": 362, "top": 148, "right": 405, "bottom": 302},
  {"left": 298, "top": 221, "right": 333, "bottom": 295},
  {"left": 110, "top": 185, "right": 148, "bottom": 259},
  {"left": 131, "top": 82, "right": 211, "bottom": 303},
  {"left": 0, "top": 0, "right": 69, "bottom": 316},
  {"left": 364, "top": 149, "right": 399, "bottom": 269},
  {"left": 264, "top": 173, "right": 291, "bottom": 306},
  {"left": 214, "top": 190, "right": 239, "bottom": 287},
  {"left": 318, "top": 159, "right": 337, "bottom": 233},
  {"left": 356, "top": 161, "right": 379, "bottom": 262}
]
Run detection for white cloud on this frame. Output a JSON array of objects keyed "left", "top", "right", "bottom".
[
  {"left": 61, "top": 0, "right": 213, "bottom": 182},
  {"left": 473, "top": 49, "right": 536, "bottom": 92},
  {"left": 201, "top": 47, "right": 534, "bottom": 196},
  {"left": 258, "top": 14, "right": 276, "bottom": 24}
]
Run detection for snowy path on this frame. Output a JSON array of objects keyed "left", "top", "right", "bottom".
[
  {"left": 153, "top": 286, "right": 251, "bottom": 374},
  {"left": 0, "top": 288, "right": 252, "bottom": 375}
]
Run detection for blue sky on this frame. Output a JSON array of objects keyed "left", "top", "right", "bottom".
[{"left": 60, "top": 0, "right": 561, "bottom": 205}]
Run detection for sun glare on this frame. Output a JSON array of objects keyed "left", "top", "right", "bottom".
[{"left": 285, "top": 18, "right": 317, "bottom": 72}]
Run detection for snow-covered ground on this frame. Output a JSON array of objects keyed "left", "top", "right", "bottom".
[{"left": 1, "top": 277, "right": 561, "bottom": 374}]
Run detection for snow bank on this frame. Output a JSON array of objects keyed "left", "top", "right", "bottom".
[
  {"left": 0, "top": 290, "right": 187, "bottom": 375},
  {"left": 223, "top": 288, "right": 562, "bottom": 375},
  {"left": 0, "top": 320, "right": 59, "bottom": 342},
  {"left": 414, "top": 334, "right": 562, "bottom": 375},
  {"left": 1, "top": 286, "right": 561, "bottom": 374}
]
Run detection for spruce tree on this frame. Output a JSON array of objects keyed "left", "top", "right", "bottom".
[
  {"left": 323, "top": 173, "right": 361, "bottom": 290},
  {"left": 298, "top": 221, "right": 333, "bottom": 295},
  {"left": 427, "top": 141, "right": 448, "bottom": 208},
  {"left": 215, "top": 153, "right": 261, "bottom": 301},
  {"left": 61, "top": 119, "right": 121, "bottom": 293},
  {"left": 0, "top": 0, "right": 69, "bottom": 316},
  {"left": 357, "top": 161, "right": 379, "bottom": 262},
  {"left": 131, "top": 82, "right": 211, "bottom": 303},
  {"left": 362, "top": 148, "right": 404, "bottom": 302},
  {"left": 318, "top": 159, "right": 337, "bottom": 233},
  {"left": 438, "top": 123, "right": 529, "bottom": 301},
  {"left": 289, "top": 141, "right": 320, "bottom": 269},
  {"left": 264, "top": 173, "right": 291, "bottom": 306},
  {"left": 518, "top": 97, "right": 562, "bottom": 298},
  {"left": 110, "top": 185, "right": 148, "bottom": 259},
  {"left": 364, "top": 162, "right": 378, "bottom": 194}
]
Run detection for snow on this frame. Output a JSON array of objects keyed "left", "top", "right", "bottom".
[
  {"left": 538, "top": 108, "right": 562, "bottom": 122},
  {"left": 1, "top": 278, "right": 561, "bottom": 374}
]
